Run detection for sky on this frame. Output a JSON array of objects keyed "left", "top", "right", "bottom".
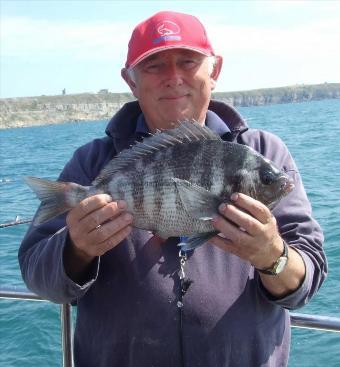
[{"left": 1, "top": 0, "right": 340, "bottom": 98}]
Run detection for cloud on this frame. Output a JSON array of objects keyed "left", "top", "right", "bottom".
[
  {"left": 1, "top": 12, "right": 340, "bottom": 58},
  {"left": 1, "top": 16, "right": 131, "bottom": 62},
  {"left": 209, "top": 16, "right": 340, "bottom": 88},
  {"left": 203, "top": 16, "right": 340, "bottom": 89},
  {"left": 3, "top": 14, "right": 339, "bottom": 63},
  {"left": 206, "top": 18, "right": 339, "bottom": 58},
  {"left": 259, "top": 0, "right": 340, "bottom": 14},
  {"left": 1, "top": 11, "right": 339, "bottom": 95}
]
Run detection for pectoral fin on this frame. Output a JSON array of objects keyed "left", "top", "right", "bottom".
[
  {"left": 178, "top": 232, "right": 218, "bottom": 251},
  {"left": 172, "top": 178, "right": 221, "bottom": 220}
]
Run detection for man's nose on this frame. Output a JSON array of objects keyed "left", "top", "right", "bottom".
[{"left": 163, "top": 64, "right": 183, "bottom": 87}]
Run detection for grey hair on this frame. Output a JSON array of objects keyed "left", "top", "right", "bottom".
[
  {"left": 127, "top": 67, "right": 137, "bottom": 83},
  {"left": 127, "top": 55, "right": 217, "bottom": 83},
  {"left": 207, "top": 55, "right": 217, "bottom": 76}
]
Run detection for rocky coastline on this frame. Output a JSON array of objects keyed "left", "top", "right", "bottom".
[{"left": 1, "top": 83, "right": 339, "bottom": 129}]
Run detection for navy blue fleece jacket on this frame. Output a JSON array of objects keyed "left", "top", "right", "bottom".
[{"left": 19, "top": 101, "right": 327, "bottom": 367}]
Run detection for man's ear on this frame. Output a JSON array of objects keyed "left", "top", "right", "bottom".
[
  {"left": 210, "top": 56, "right": 223, "bottom": 91},
  {"left": 121, "top": 68, "right": 138, "bottom": 97}
]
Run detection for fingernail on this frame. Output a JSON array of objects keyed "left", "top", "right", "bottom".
[
  {"left": 104, "top": 194, "right": 112, "bottom": 203},
  {"left": 117, "top": 200, "right": 127, "bottom": 209},
  {"left": 123, "top": 213, "right": 133, "bottom": 222},
  {"left": 231, "top": 193, "right": 238, "bottom": 201},
  {"left": 212, "top": 215, "right": 219, "bottom": 224},
  {"left": 219, "top": 203, "right": 226, "bottom": 212}
]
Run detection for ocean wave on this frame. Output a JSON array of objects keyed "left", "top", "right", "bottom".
[{"left": 0, "top": 178, "right": 13, "bottom": 183}]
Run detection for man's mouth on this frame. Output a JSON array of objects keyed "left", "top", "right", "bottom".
[{"left": 159, "top": 94, "right": 189, "bottom": 101}]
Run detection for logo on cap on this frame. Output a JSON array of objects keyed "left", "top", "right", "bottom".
[{"left": 153, "top": 20, "right": 181, "bottom": 44}]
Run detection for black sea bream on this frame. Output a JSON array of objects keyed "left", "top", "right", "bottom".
[{"left": 25, "top": 121, "right": 294, "bottom": 250}]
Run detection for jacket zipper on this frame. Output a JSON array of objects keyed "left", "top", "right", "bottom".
[{"left": 177, "top": 250, "right": 193, "bottom": 367}]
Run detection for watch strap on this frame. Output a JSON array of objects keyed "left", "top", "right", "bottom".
[{"left": 256, "top": 240, "right": 288, "bottom": 275}]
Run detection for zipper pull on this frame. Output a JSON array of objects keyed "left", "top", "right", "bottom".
[{"left": 177, "top": 250, "right": 193, "bottom": 308}]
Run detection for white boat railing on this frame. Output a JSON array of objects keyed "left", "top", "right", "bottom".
[
  {"left": 290, "top": 312, "right": 340, "bottom": 333},
  {"left": 0, "top": 287, "right": 73, "bottom": 367},
  {"left": 1, "top": 286, "right": 339, "bottom": 367}
]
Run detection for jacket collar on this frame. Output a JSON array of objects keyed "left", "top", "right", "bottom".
[
  {"left": 105, "top": 100, "right": 248, "bottom": 151},
  {"left": 135, "top": 109, "right": 231, "bottom": 136}
]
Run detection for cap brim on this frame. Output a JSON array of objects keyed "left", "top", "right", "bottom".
[{"left": 128, "top": 45, "right": 214, "bottom": 68}]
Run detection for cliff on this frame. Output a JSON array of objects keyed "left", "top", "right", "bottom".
[
  {"left": 0, "top": 93, "right": 134, "bottom": 129},
  {"left": 1, "top": 83, "right": 339, "bottom": 129},
  {"left": 213, "top": 83, "right": 340, "bottom": 107}
]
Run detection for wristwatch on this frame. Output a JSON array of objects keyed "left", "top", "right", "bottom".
[{"left": 256, "top": 240, "right": 289, "bottom": 275}]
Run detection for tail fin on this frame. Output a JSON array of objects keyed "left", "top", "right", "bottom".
[{"left": 25, "top": 176, "right": 90, "bottom": 225}]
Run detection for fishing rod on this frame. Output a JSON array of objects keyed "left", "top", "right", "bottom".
[{"left": 0, "top": 217, "right": 32, "bottom": 228}]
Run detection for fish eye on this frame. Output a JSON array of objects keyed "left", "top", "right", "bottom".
[{"left": 260, "top": 170, "right": 276, "bottom": 185}]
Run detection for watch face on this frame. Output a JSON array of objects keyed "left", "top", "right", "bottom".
[{"left": 275, "top": 257, "right": 288, "bottom": 274}]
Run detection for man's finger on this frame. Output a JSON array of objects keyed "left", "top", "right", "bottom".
[
  {"left": 218, "top": 203, "right": 265, "bottom": 237},
  {"left": 75, "top": 194, "right": 113, "bottom": 221},
  {"left": 230, "top": 193, "right": 272, "bottom": 225},
  {"left": 212, "top": 213, "right": 252, "bottom": 245},
  {"left": 81, "top": 201, "right": 127, "bottom": 232},
  {"left": 98, "top": 225, "right": 133, "bottom": 255},
  {"left": 88, "top": 212, "right": 133, "bottom": 244}
]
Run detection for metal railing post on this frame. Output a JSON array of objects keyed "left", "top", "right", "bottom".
[
  {"left": 0, "top": 287, "right": 74, "bottom": 366},
  {"left": 60, "top": 303, "right": 74, "bottom": 367},
  {"left": 1, "top": 286, "right": 340, "bottom": 366}
]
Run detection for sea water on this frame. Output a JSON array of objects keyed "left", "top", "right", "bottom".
[{"left": 0, "top": 99, "right": 339, "bottom": 366}]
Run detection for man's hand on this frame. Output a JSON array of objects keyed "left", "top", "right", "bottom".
[
  {"left": 210, "top": 193, "right": 306, "bottom": 297},
  {"left": 64, "top": 194, "right": 133, "bottom": 282},
  {"left": 210, "top": 193, "right": 283, "bottom": 269}
]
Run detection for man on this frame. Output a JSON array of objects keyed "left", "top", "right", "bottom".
[{"left": 19, "top": 11, "right": 327, "bottom": 367}]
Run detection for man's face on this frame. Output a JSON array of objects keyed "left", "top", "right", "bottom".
[{"left": 123, "top": 49, "right": 222, "bottom": 132}]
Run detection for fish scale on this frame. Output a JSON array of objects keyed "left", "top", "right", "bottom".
[{"left": 25, "top": 121, "right": 294, "bottom": 250}]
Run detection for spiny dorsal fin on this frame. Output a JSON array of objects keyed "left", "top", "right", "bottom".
[{"left": 93, "top": 120, "right": 222, "bottom": 185}]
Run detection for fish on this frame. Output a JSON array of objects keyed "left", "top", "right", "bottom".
[{"left": 25, "top": 121, "right": 294, "bottom": 251}]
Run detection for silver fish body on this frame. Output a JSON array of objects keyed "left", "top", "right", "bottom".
[{"left": 25, "top": 121, "right": 294, "bottom": 249}]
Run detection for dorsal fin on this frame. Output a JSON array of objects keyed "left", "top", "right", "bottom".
[{"left": 93, "top": 120, "right": 222, "bottom": 185}]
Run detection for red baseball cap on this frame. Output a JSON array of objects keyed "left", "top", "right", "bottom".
[{"left": 125, "top": 11, "right": 215, "bottom": 68}]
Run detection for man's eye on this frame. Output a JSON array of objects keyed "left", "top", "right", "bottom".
[
  {"left": 182, "top": 60, "right": 197, "bottom": 69},
  {"left": 144, "top": 64, "right": 162, "bottom": 73}
]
